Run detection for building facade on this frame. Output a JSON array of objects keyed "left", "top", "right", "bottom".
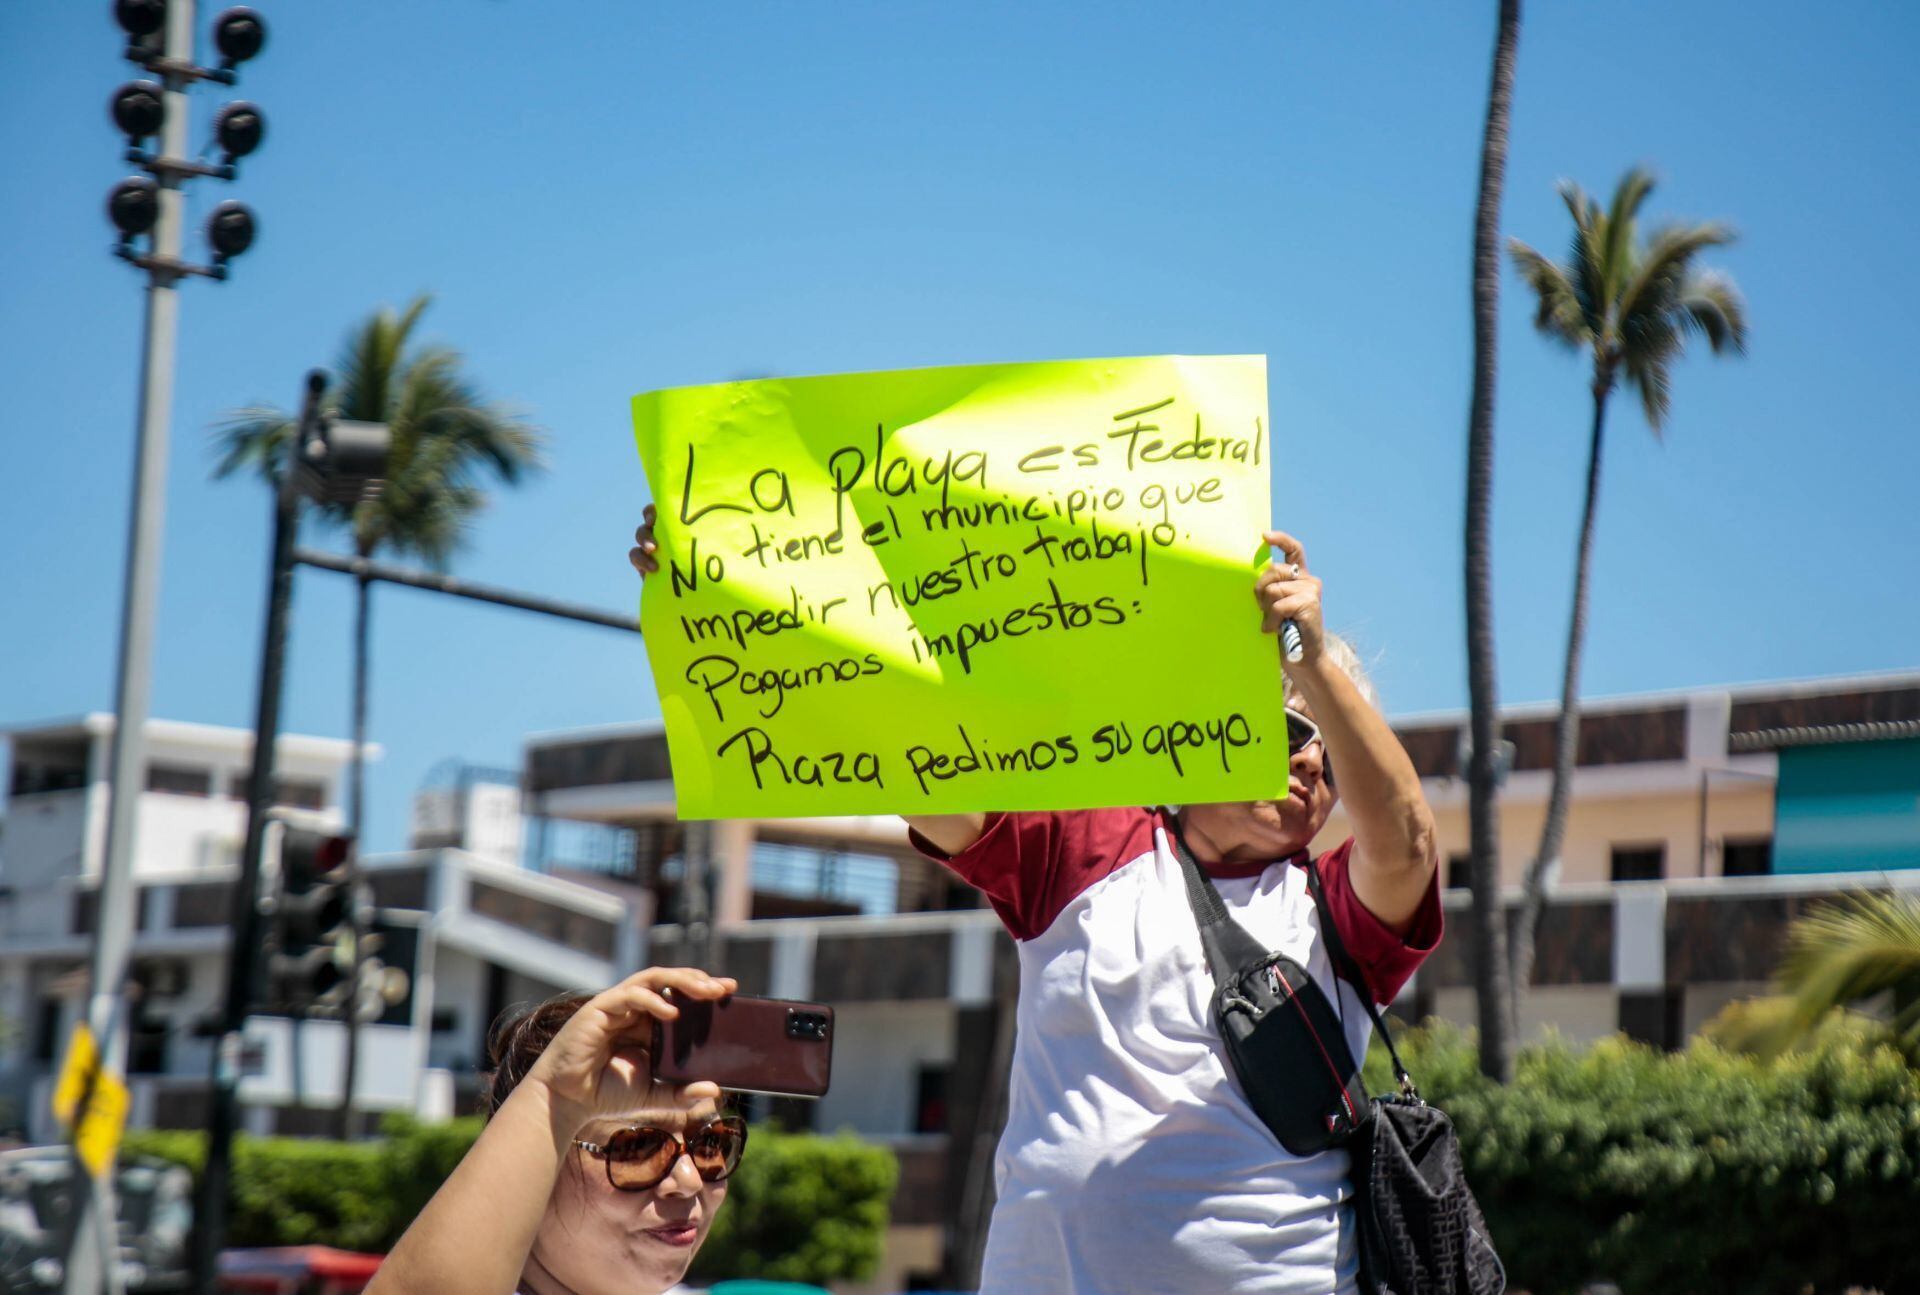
[{"left": 0, "top": 717, "right": 643, "bottom": 1141}]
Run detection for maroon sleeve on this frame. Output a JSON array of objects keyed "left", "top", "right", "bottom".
[
  {"left": 1314, "top": 836, "right": 1443, "bottom": 1004},
  {"left": 909, "top": 807, "right": 1158, "bottom": 940}
]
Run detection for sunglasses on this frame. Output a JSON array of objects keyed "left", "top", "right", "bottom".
[
  {"left": 574, "top": 1115, "right": 748, "bottom": 1192},
  {"left": 1285, "top": 709, "right": 1335, "bottom": 789}
]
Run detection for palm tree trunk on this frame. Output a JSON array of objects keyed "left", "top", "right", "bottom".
[
  {"left": 336, "top": 569, "right": 372, "bottom": 1138},
  {"left": 1464, "top": 0, "right": 1522, "bottom": 1083},
  {"left": 1510, "top": 381, "right": 1610, "bottom": 1013}
]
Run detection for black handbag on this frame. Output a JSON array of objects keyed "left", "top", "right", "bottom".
[
  {"left": 1172, "top": 827, "right": 1371, "bottom": 1155},
  {"left": 1171, "top": 824, "right": 1505, "bottom": 1295}
]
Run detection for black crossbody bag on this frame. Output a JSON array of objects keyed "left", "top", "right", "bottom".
[{"left": 1170, "top": 823, "right": 1505, "bottom": 1295}]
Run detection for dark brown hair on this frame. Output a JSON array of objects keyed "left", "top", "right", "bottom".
[{"left": 482, "top": 992, "right": 592, "bottom": 1118}]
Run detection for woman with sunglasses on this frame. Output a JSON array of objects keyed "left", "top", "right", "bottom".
[{"left": 367, "top": 965, "right": 746, "bottom": 1295}]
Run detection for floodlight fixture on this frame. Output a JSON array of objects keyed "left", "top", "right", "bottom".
[
  {"left": 111, "top": 80, "right": 166, "bottom": 140},
  {"left": 206, "top": 199, "right": 256, "bottom": 261},
  {"left": 114, "top": 0, "right": 166, "bottom": 39},
  {"left": 107, "top": 176, "right": 161, "bottom": 239},
  {"left": 213, "top": 101, "right": 265, "bottom": 160},
  {"left": 212, "top": 7, "right": 267, "bottom": 67}
]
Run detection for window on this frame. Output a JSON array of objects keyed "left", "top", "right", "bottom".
[
  {"left": 1722, "top": 838, "right": 1772, "bottom": 877},
  {"left": 1446, "top": 853, "right": 1473, "bottom": 891},
  {"left": 1610, "top": 844, "right": 1666, "bottom": 883},
  {"left": 10, "top": 760, "right": 85, "bottom": 796},
  {"left": 147, "top": 763, "right": 211, "bottom": 796},
  {"left": 33, "top": 999, "right": 61, "bottom": 1063},
  {"left": 128, "top": 1007, "right": 169, "bottom": 1075},
  {"left": 273, "top": 777, "right": 327, "bottom": 810},
  {"left": 914, "top": 1064, "right": 951, "bottom": 1134},
  {"left": 172, "top": 884, "right": 230, "bottom": 929}
]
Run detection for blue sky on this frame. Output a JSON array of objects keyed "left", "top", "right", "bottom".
[{"left": 2, "top": 1, "right": 1916, "bottom": 854}]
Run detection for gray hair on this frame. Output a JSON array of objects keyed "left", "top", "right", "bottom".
[{"left": 1284, "top": 630, "right": 1380, "bottom": 711}]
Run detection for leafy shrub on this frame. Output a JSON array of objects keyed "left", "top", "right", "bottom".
[
  {"left": 375, "top": 1112, "right": 485, "bottom": 1235},
  {"left": 689, "top": 1126, "right": 898, "bottom": 1285},
  {"left": 121, "top": 1129, "right": 390, "bottom": 1252},
  {"left": 1362, "top": 1020, "right": 1920, "bottom": 1295},
  {"left": 122, "top": 1117, "right": 895, "bottom": 1284}
]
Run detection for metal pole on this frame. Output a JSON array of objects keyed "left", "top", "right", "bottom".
[
  {"left": 64, "top": 6, "right": 198, "bottom": 1292},
  {"left": 681, "top": 822, "right": 715, "bottom": 970},
  {"left": 292, "top": 548, "right": 643, "bottom": 632},
  {"left": 335, "top": 572, "right": 372, "bottom": 1139},
  {"left": 188, "top": 372, "right": 324, "bottom": 1294}
]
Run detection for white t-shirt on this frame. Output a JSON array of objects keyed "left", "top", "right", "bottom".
[{"left": 915, "top": 807, "right": 1441, "bottom": 1295}]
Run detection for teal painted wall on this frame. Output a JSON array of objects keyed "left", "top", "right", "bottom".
[{"left": 1774, "top": 738, "right": 1920, "bottom": 873}]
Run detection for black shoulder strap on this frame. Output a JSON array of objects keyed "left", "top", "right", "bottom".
[
  {"left": 1165, "top": 813, "right": 1275, "bottom": 986},
  {"left": 1302, "top": 854, "right": 1416, "bottom": 1095}
]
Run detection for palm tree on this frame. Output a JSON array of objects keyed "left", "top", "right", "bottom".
[
  {"left": 1463, "top": 0, "right": 1522, "bottom": 1082},
  {"left": 1506, "top": 170, "right": 1746, "bottom": 1015},
  {"left": 213, "top": 294, "right": 543, "bottom": 1129},
  {"left": 1703, "top": 893, "right": 1920, "bottom": 1062}
]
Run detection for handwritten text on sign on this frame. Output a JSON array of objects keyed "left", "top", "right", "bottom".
[{"left": 632, "top": 355, "right": 1289, "bottom": 818}]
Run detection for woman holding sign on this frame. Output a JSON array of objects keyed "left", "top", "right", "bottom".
[{"left": 635, "top": 513, "right": 1440, "bottom": 1294}]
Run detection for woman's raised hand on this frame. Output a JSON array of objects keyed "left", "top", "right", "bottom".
[
  {"left": 629, "top": 503, "right": 660, "bottom": 577},
  {"left": 526, "top": 965, "right": 735, "bottom": 1134}
]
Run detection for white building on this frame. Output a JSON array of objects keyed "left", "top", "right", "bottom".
[{"left": 0, "top": 717, "right": 644, "bottom": 1140}]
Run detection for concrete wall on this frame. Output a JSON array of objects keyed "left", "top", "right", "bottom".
[
  {"left": 130, "top": 792, "right": 249, "bottom": 877},
  {"left": 427, "top": 947, "right": 490, "bottom": 1074},
  {"left": 237, "top": 1019, "right": 417, "bottom": 1108},
  {"left": 0, "top": 790, "right": 87, "bottom": 937}
]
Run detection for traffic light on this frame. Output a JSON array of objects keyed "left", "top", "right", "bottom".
[
  {"left": 296, "top": 415, "right": 391, "bottom": 506},
  {"left": 265, "top": 824, "right": 354, "bottom": 1015}
]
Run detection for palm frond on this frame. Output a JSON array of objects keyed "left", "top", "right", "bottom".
[
  {"left": 1555, "top": 181, "right": 1609, "bottom": 344},
  {"left": 1675, "top": 268, "right": 1749, "bottom": 356},
  {"left": 1698, "top": 993, "right": 1803, "bottom": 1058},
  {"left": 1602, "top": 167, "right": 1657, "bottom": 304},
  {"left": 209, "top": 406, "right": 297, "bottom": 482},
  {"left": 1621, "top": 312, "right": 1680, "bottom": 432},
  {"left": 1508, "top": 239, "right": 1590, "bottom": 350},
  {"left": 1776, "top": 893, "right": 1920, "bottom": 1042},
  {"left": 334, "top": 294, "right": 433, "bottom": 424},
  {"left": 1616, "top": 221, "right": 1736, "bottom": 332}
]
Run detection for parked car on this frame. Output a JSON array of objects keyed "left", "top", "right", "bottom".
[{"left": 0, "top": 1145, "right": 192, "bottom": 1292}]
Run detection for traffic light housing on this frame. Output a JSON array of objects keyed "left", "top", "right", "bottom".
[
  {"left": 296, "top": 416, "right": 390, "bottom": 505},
  {"left": 265, "top": 824, "right": 354, "bottom": 1015}
]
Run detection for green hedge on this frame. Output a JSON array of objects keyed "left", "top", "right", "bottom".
[
  {"left": 689, "top": 1125, "right": 897, "bottom": 1285},
  {"left": 121, "top": 1128, "right": 392, "bottom": 1253},
  {"left": 122, "top": 1116, "right": 894, "bottom": 1284},
  {"left": 1361, "top": 1020, "right": 1920, "bottom": 1295}
]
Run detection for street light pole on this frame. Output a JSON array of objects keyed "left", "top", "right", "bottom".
[
  {"left": 188, "top": 371, "right": 326, "bottom": 1295},
  {"left": 64, "top": 4, "right": 198, "bottom": 1292}
]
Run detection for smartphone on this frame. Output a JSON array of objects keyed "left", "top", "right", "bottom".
[{"left": 651, "top": 992, "right": 835, "bottom": 1098}]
